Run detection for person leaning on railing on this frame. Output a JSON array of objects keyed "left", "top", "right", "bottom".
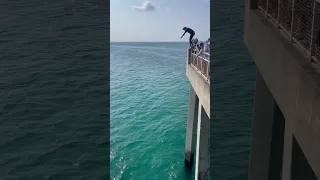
[
  {"left": 195, "top": 42, "right": 210, "bottom": 60},
  {"left": 195, "top": 42, "right": 204, "bottom": 59}
]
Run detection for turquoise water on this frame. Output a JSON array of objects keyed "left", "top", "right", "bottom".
[
  {"left": 1, "top": 1, "right": 109, "bottom": 179},
  {"left": 110, "top": 42, "right": 195, "bottom": 179}
]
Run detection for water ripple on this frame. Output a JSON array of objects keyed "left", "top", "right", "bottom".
[
  {"left": 211, "top": 0, "right": 256, "bottom": 179},
  {"left": 1, "top": 0, "right": 109, "bottom": 179},
  {"left": 111, "top": 42, "right": 190, "bottom": 179}
]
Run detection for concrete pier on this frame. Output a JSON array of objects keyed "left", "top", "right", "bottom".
[
  {"left": 245, "top": 0, "right": 320, "bottom": 179},
  {"left": 195, "top": 104, "right": 210, "bottom": 180},
  {"left": 184, "top": 86, "right": 199, "bottom": 167},
  {"left": 248, "top": 69, "right": 285, "bottom": 180},
  {"left": 184, "top": 48, "right": 210, "bottom": 179}
]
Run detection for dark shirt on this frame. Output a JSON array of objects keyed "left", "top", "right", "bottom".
[{"left": 185, "top": 28, "right": 195, "bottom": 35}]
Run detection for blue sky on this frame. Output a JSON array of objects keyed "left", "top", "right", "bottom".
[{"left": 110, "top": 0, "right": 210, "bottom": 42}]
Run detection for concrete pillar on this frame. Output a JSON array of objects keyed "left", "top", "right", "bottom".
[
  {"left": 248, "top": 69, "right": 285, "bottom": 180},
  {"left": 184, "top": 85, "right": 199, "bottom": 167},
  {"left": 281, "top": 127, "right": 293, "bottom": 180},
  {"left": 291, "top": 136, "right": 318, "bottom": 180},
  {"left": 195, "top": 103, "right": 210, "bottom": 180},
  {"left": 268, "top": 101, "right": 285, "bottom": 180},
  {"left": 248, "top": 68, "right": 275, "bottom": 180},
  {"left": 246, "top": 0, "right": 258, "bottom": 9}
]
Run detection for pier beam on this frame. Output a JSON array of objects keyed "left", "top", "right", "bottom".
[
  {"left": 195, "top": 103, "right": 210, "bottom": 180},
  {"left": 184, "top": 85, "right": 199, "bottom": 167}
]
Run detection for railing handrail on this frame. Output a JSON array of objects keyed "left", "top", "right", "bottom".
[
  {"left": 190, "top": 48, "right": 210, "bottom": 60},
  {"left": 192, "top": 50, "right": 210, "bottom": 56},
  {"left": 201, "top": 52, "right": 210, "bottom": 56},
  {"left": 187, "top": 47, "right": 210, "bottom": 84},
  {"left": 256, "top": 0, "right": 320, "bottom": 64},
  {"left": 192, "top": 54, "right": 210, "bottom": 63}
]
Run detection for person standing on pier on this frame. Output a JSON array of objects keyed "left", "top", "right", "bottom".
[
  {"left": 180, "top": 27, "right": 195, "bottom": 46},
  {"left": 204, "top": 39, "right": 210, "bottom": 53}
]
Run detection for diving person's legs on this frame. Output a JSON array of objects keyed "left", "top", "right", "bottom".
[{"left": 189, "top": 33, "right": 195, "bottom": 46}]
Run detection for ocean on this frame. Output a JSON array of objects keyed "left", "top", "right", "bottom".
[
  {"left": 1, "top": 0, "right": 109, "bottom": 179},
  {"left": 210, "top": 0, "right": 256, "bottom": 179},
  {"left": 110, "top": 42, "right": 194, "bottom": 179}
]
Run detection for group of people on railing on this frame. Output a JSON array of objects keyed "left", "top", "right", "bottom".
[
  {"left": 180, "top": 27, "right": 210, "bottom": 79},
  {"left": 180, "top": 27, "right": 210, "bottom": 57},
  {"left": 180, "top": 27, "right": 210, "bottom": 62},
  {"left": 190, "top": 38, "right": 210, "bottom": 54}
]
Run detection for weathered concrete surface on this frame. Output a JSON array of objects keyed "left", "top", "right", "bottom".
[
  {"left": 184, "top": 86, "right": 199, "bottom": 167},
  {"left": 244, "top": 2, "right": 320, "bottom": 179},
  {"left": 195, "top": 103, "right": 210, "bottom": 180},
  {"left": 186, "top": 65, "right": 210, "bottom": 118},
  {"left": 248, "top": 69, "right": 285, "bottom": 180},
  {"left": 185, "top": 49, "right": 210, "bottom": 179},
  {"left": 248, "top": 69, "right": 276, "bottom": 180},
  {"left": 291, "top": 136, "right": 318, "bottom": 180}
]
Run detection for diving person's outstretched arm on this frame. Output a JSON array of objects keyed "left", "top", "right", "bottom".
[{"left": 181, "top": 31, "right": 186, "bottom": 39}]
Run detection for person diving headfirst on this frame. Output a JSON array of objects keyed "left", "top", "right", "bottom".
[{"left": 180, "top": 27, "right": 195, "bottom": 46}]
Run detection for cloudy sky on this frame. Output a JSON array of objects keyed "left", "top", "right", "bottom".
[{"left": 110, "top": 0, "right": 210, "bottom": 42}]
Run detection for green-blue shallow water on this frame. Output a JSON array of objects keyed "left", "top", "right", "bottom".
[{"left": 110, "top": 42, "right": 195, "bottom": 179}]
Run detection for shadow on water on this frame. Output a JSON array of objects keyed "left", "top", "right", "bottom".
[{"left": 183, "top": 161, "right": 195, "bottom": 180}]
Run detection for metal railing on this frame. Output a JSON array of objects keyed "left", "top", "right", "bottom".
[
  {"left": 257, "top": 0, "right": 320, "bottom": 63},
  {"left": 187, "top": 48, "right": 210, "bottom": 83}
]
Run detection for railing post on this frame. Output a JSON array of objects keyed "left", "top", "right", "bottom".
[
  {"left": 200, "top": 57, "right": 203, "bottom": 72},
  {"left": 277, "top": 0, "right": 282, "bottom": 28},
  {"left": 310, "top": 1, "right": 318, "bottom": 62},
  {"left": 266, "top": 0, "right": 270, "bottom": 18},
  {"left": 290, "top": 0, "right": 297, "bottom": 42},
  {"left": 192, "top": 49, "right": 194, "bottom": 65},
  {"left": 188, "top": 48, "right": 191, "bottom": 64},
  {"left": 207, "top": 61, "right": 210, "bottom": 79},
  {"left": 197, "top": 56, "right": 198, "bottom": 69},
  {"left": 192, "top": 53, "right": 194, "bottom": 65},
  {"left": 208, "top": 62, "right": 210, "bottom": 81}
]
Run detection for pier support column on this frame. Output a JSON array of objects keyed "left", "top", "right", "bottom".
[
  {"left": 248, "top": 69, "right": 285, "bottom": 180},
  {"left": 184, "top": 86, "right": 199, "bottom": 167},
  {"left": 195, "top": 103, "right": 210, "bottom": 180}
]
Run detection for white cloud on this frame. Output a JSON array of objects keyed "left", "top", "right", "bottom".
[
  {"left": 165, "top": 7, "right": 170, "bottom": 12},
  {"left": 133, "top": 1, "right": 156, "bottom": 12}
]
